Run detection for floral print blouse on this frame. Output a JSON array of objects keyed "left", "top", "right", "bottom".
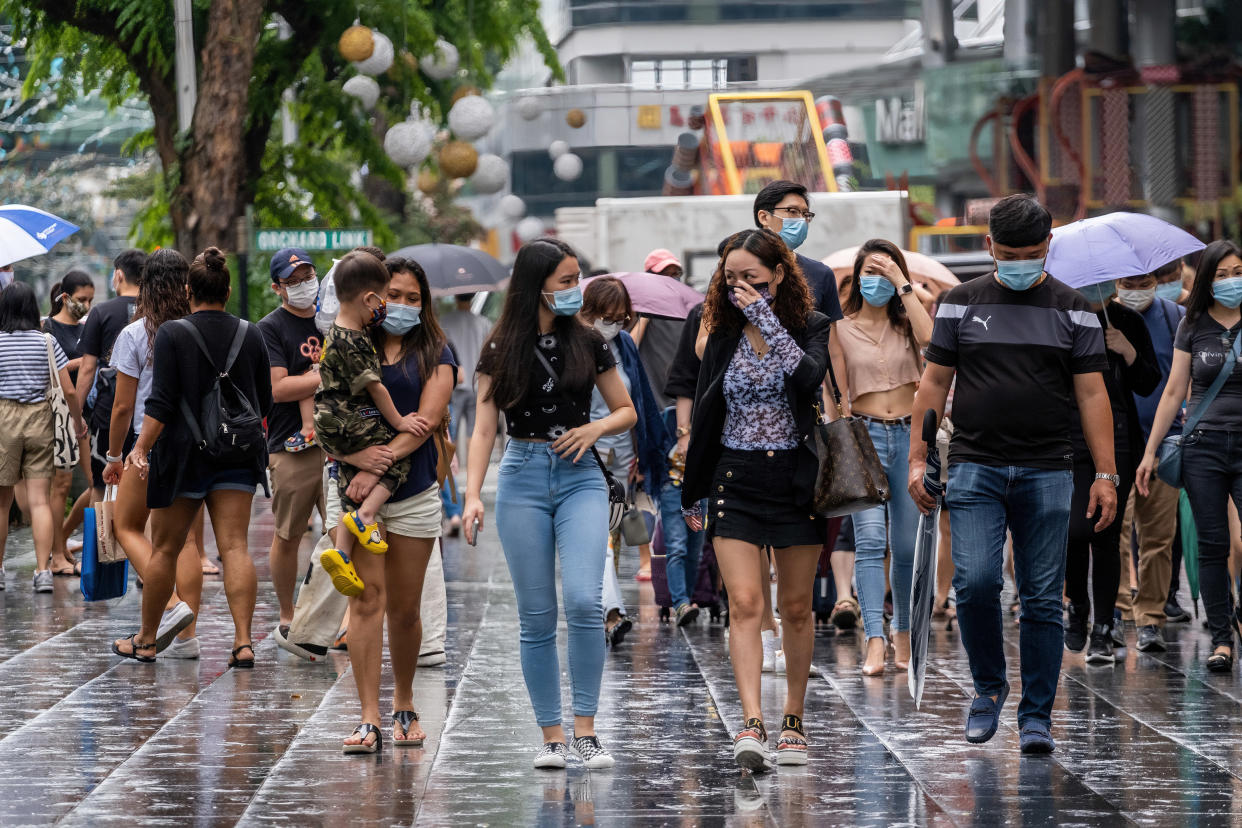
[{"left": 721, "top": 300, "right": 804, "bottom": 450}]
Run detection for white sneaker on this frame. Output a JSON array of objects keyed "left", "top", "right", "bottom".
[
  {"left": 571, "top": 735, "right": 615, "bottom": 769},
  {"left": 33, "top": 570, "right": 53, "bottom": 593},
  {"left": 162, "top": 636, "right": 200, "bottom": 659},
  {"left": 156, "top": 602, "right": 195, "bottom": 652},
  {"left": 773, "top": 649, "right": 787, "bottom": 675},
  {"left": 761, "top": 629, "right": 778, "bottom": 673},
  {"left": 418, "top": 650, "right": 446, "bottom": 667}
]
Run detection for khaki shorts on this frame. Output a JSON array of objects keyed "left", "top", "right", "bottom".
[
  {"left": 323, "top": 462, "right": 441, "bottom": 540},
  {"left": 0, "top": 399, "right": 54, "bottom": 486},
  {"left": 268, "top": 447, "right": 326, "bottom": 541}
]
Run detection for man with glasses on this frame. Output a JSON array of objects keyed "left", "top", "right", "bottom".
[
  {"left": 753, "top": 180, "right": 844, "bottom": 325},
  {"left": 258, "top": 247, "right": 328, "bottom": 659}
]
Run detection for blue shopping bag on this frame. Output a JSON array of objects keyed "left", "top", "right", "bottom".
[{"left": 80, "top": 506, "right": 128, "bottom": 601}]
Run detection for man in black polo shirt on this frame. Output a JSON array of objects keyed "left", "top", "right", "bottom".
[
  {"left": 909, "top": 195, "right": 1118, "bottom": 755},
  {"left": 752, "top": 180, "right": 844, "bottom": 325}
]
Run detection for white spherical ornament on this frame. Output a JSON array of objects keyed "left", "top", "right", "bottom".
[
  {"left": 515, "top": 216, "right": 546, "bottom": 242},
  {"left": 469, "top": 154, "right": 508, "bottom": 194},
  {"left": 342, "top": 75, "right": 380, "bottom": 110},
  {"left": 353, "top": 31, "right": 394, "bottom": 76},
  {"left": 420, "top": 39, "right": 459, "bottom": 80},
  {"left": 499, "top": 194, "right": 527, "bottom": 220},
  {"left": 553, "top": 152, "right": 583, "bottom": 182},
  {"left": 517, "top": 97, "right": 544, "bottom": 121},
  {"left": 548, "top": 140, "right": 570, "bottom": 160},
  {"left": 383, "top": 120, "right": 433, "bottom": 168},
  {"left": 447, "top": 95, "right": 495, "bottom": 141}
]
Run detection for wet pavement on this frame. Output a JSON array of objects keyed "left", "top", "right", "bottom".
[{"left": 1, "top": 496, "right": 1239, "bottom": 826}]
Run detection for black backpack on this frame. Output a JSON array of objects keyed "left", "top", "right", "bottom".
[{"left": 176, "top": 318, "right": 266, "bottom": 464}]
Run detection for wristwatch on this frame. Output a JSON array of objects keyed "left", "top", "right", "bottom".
[
  {"left": 1095, "top": 472, "right": 1121, "bottom": 487},
  {"left": 898, "top": 283, "right": 914, "bottom": 296},
  {"left": 676, "top": 425, "right": 690, "bottom": 437}
]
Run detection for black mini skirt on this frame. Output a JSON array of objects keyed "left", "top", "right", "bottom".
[{"left": 707, "top": 447, "right": 826, "bottom": 549}]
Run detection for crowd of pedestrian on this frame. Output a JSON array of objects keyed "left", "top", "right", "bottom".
[{"left": 3, "top": 182, "right": 1241, "bottom": 771}]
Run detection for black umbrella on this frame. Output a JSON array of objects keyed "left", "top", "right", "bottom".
[
  {"left": 908, "top": 409, "right": 944, "bottom": 709},
  {"left": 388, "top": 243, "right": 510, "bottom": 297}
]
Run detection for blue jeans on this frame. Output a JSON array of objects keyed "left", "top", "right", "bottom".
[
  {"left": 945, "top": 462, "right": 1073, "bottom": 729},
  {"left": 494, "top": 440, "right": 608, "bottom": 726},
  {"left": 852, "top": 419, "right": 919, "bottom": 640},
  {"left": 659, "top": 481, "right": 704, "bottom": 607}
]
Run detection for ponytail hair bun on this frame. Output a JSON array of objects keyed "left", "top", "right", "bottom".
[{"left": 189, "top": 246, "right": 232, "bottom": 305}]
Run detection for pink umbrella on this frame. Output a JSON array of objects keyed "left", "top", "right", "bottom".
[
  {"left": 823, "top": 246, "right": 959, "bottom": 292},
  {"left": 582, "top": 272, "right": 704, "bottom": 320}
]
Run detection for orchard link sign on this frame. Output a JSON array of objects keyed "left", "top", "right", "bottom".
[{"left": 255, "top": 228, "right": 373, "bottom": 252}]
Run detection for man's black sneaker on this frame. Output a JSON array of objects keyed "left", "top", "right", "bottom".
[
  {"left": 1065, "top": 603, "right": 1089, "bottom": 652},
  {"left": 1086, "top": 625, "right": 1116, "bottom": 664},
  {"left": 1164, "top": 600, "right": 1191, "bottom": 623},
  {"left": 1137, "top": 624, "right": 1167, "bottom": 652}
]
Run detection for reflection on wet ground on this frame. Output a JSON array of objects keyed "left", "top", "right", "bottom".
[{"left": 0, "top": 497, "right": 1238, "bottom": 825}]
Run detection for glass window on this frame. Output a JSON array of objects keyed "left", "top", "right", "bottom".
[{"left": 632, "top": 60, "right": 659, "bottom": 90}]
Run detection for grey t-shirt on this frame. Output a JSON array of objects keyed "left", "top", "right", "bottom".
[
  {"left": 112, "top": 319, "right": 156, "bottom": 432},
  {"left": 637, "top": 317, "right": 683, "bottom": 409},
  {"left": 439, "top": 309, "right": 492, "bottom": 393},
  {"left": 1173, "top": 314, "right": 1242, "bottom": 432}
]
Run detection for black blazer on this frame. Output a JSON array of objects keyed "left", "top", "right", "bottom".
[{"left": 682, "top": 310, "right": 833, "bottom": 509}]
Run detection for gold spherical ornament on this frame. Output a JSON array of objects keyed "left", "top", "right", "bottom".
[
  {"left": 438, "top": 141, "right": 478, "bottom": 179},
  {"left": 451, "top": 85, "right": 481, "bottom": 105},
  {"left": 338, "top": 25, "right": 374, "bottom": 62},
  {"left": 417, "top": 170, "right": 439, "bottom": 194},
  {"left": 566, "top": 108, "right": 587, "bottom": 128}
]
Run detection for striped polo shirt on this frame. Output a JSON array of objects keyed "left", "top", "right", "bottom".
[
  {"left": 925, "top": 273, "right": 1108, "bottom": 470},
  {"left": 0, "top": 330, "right": 69, "bottom": 404}
]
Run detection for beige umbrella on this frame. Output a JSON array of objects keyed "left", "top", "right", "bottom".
[{"left": 824, "top": 246, "right": 959, "bottom": 292}]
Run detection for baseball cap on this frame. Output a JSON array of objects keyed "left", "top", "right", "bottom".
[
  {"left": 644, "top": 248, "right": 682, "bottom": 274},
  {"left": 269, "top": 248, "right": 316, "bottom": 282}
]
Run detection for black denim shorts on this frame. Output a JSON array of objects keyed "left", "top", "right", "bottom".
[{"left": 707, "top": 448, "right": 825, "bottom": 549}]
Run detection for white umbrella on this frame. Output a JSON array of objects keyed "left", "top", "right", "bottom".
[
  {"left": 1046, "top": 212, "right": 1204, "bottom": 289},
  {"left": 0, "top": 204, "right": 81, "bottom": 269}
]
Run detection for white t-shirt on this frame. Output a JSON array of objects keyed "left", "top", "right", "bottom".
[{"left": 111, "top": 319, "right": 155, "bottom": 431}]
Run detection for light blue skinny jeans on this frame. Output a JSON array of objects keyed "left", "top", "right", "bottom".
[
  {"left": 852, "top": 418, "right": 919, "bottom": 641},
  {"left": 494, "top": 439, "right": 608, "bottom": 726}
]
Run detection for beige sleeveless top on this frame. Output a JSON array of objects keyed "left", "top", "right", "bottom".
[{"left": 836, "top": 315, "right": 922, "bottom": 403}]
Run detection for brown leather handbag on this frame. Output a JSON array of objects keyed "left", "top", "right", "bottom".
[
  {"left": 433, "top": 411, "right": 456, "bottom": 502},
  {"left": 812, "top": 358, "right": 891, "bottom": 517}
]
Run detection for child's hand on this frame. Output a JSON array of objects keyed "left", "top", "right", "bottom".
[{"left": 400, "top": 413, "right": 431, "bottom": 436}]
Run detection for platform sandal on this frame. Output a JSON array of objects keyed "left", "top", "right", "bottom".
[
  {"left": 344, "top": 723, "right": 382, "bottom": 755},
  {"left": 228, "top": 643, "right": 255, "bottom": 669},
  {"left": 733, "top": 717, "right": 772, "bottom": 772},
  {"left": 111, "top": 634, "right": 156, "bottom": 663},
  {"left": 776, "top": 714, "right": 808, "bottom": 766},
  {"left": 392, "top": 710, "right": 424, "bottom": 747}
]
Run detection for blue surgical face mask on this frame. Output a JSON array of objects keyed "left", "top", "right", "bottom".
[
  {"left": 778, "top": 217, "right": 808, "bottom": 250},
  {"left": 859, "top": 275, "right": 896, "bottom": 307},
  {"left": 381, "top": 302, "right": 422, "bottom": 335},
  {"left": 543, "top": 285, "right": 583, "bottom": 316},
  {"left": 1155, "top": 282, "right": 1183, "bottom": 301},
  {"left": 1079, "top": 280, "right": 1116, "bottom": 305},
  {"left": 994, "top": 257, "right": 1046, "bottom": 291},
  {"left": 1213, "top": 277, "right": 1242, "bottom": 309}
]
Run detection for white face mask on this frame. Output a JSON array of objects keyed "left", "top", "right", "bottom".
[
  {"left": 1116, "top": 287, "right": 1155, "bottom": 313},
  {"left": 283, "top": 279, "right": 319, "bottom": 310},
  {"left": 593, "top": 318, "right": 623, "bottom": 341}
]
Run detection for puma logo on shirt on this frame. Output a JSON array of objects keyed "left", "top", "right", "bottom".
[{"left": 972, "top": 315, "right": 992, "bottom": 331}]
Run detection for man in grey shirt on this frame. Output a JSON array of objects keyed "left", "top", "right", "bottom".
[{"left": 438, "top": 293, "right": 492, "bottom": 532}]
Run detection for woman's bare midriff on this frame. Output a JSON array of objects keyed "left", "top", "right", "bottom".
[
  {"left": 511, "top": 436, "right": 550, "bottom": 443},
  {"left": 851, "top": 382, "right": 918, "bottom": 420}
]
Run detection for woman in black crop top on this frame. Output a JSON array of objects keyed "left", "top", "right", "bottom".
[{"left": 463, "top": 238, "right": 636, "bottom": 770}]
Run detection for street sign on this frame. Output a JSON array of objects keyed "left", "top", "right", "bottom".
[{"left": 255, "top": 228, "right": 373, "bottom": 252}]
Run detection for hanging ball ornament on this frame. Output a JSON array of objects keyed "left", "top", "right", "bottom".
[
  {"left": 553, "top": 152, "right": 583, "bottom": 182},
  {"left": 447, "top": 95, "right": 495, "bottom": 141},
  {"left": 566, "top": 108, "right": 587, "bottom": 128},
  {"left": 420, "top": 39, "right": 459, "bottom": 80},
  {"left": 417, "top": 170, "right": 439, "bottom": 194},
  {"left": 338, "top": 24, "right": 374, "bottom": 62},
  {"left": 439, "top": 140, "right": 479, "bottom": 179},
  {"left": 499, "top": 194, "right": 527, "bottom": 220},
  {"left": 469, "top": 154, "right": 508, "bottom": 194},
  {"left": 515, "top": 216, "right": 546, "bottom": 242},
  {"left": 384, "top": 120, "right": 434, "bottom": 168},
  {"left": 342, "top": 75, "right": 380, "bottom": 110},
  {"left": 548, "top": 140, "right": 570, "bottom": 160},
  {"left": 517, "top": 96, "right": 544, "bottom": 121},
  {"left": 353, "top": 31, "right": 394, "bottom": 76}
]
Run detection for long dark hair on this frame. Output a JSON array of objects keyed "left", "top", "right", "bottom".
[
  {"left": 1186, "top": 239, "right": 1242, "bottom": 325},
  {"left": 702, "top": 228, "right": 813, "bottom": 337},
  {"left": 0, "top": 282, "right": 40, "bottom": 332},
  {"left": 50, "top": 269, "right": 94, "bottom": 316},
  {"left": 477, "top": 238, "right": 599, "bottom": 409},
  {"left": 136, "top": 248, "right": 191, "bottom": 362},
  {"left": 843, "top": 238, "right": 913, "bottom": 336},
  {"left": 378, "top": 256, "right": 449, "bottom": 382}
]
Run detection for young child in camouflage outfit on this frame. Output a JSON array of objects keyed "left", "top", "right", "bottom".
[{"left": 314, "top": 251, "right": 424, "bottom": 596}]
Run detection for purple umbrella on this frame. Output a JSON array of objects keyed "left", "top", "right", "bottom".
[
  {"left": 581, "top": 272, "right": 704, "bottom": 320},
  {"left": 1046, "top": 212, "right": 1204, "bottom": 289}
]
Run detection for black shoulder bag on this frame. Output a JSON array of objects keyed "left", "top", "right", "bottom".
[
  {"left": 176, "top": 319, "right": 267, "bottom": 465},
  {"left": 811, "top": 353, "right": 892, "bottom": 517}
]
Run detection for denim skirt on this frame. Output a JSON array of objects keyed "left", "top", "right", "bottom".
[{"left": 708, "top": 447, "right": 825, "bottom": 549}]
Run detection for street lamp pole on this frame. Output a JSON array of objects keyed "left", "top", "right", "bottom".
[{"left": 173, "top": 0, "right": 196, "bottom": 133}]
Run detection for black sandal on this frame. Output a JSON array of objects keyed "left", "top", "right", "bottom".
[
  {"left": 111, "top": 634, "right": 156, "bottom": 663},
  {"left": 392, "top": 710, "right": 424, "bottom": 747},
  {"left": 1207, "top": 647, "right": 1234, "bottom": 673},
  {"left": 228, "top": 643, "right": 255, "bottom": 669},
  {"left": 344, "top": 722, "right": 382, "bottom": 755}
]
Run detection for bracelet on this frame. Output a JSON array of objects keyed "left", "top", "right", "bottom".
[
  {"left": 676, "top": 425, "right": 690, "bottom": 437},
  {"left": 105, "top": 454, "right": 124, "bottom": 463}
]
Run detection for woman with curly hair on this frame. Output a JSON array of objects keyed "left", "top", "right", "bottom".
[{"left": 682, "top": 228, "right": 832, "bottom": 771}]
